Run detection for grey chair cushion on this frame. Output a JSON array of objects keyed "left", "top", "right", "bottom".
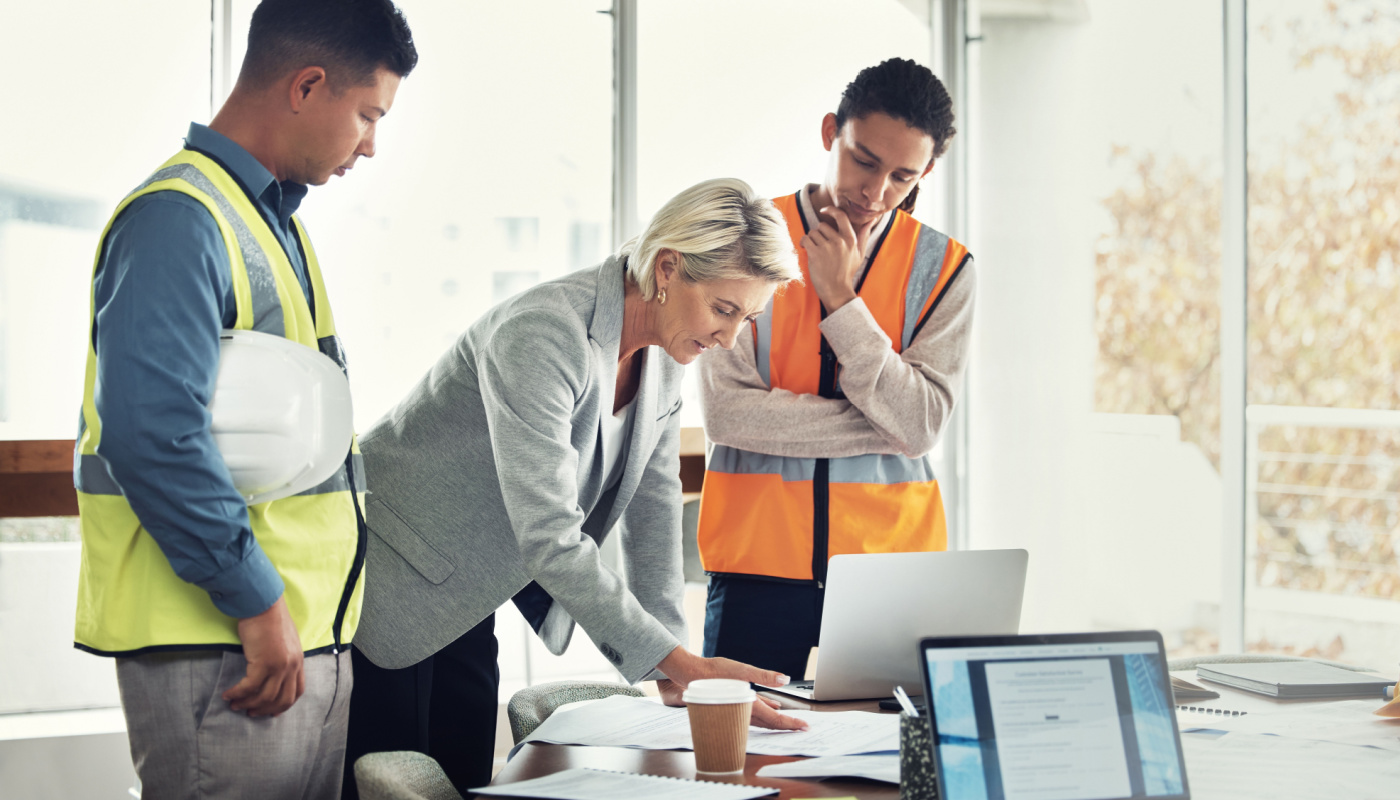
[
  {"left": 1168, "top": 653, "right": 1376, "bottom": 673},
  {"left": 354, "top": 751, "right": 464, "bottom": 800},
  {"left": 508, "top": 680, "right": 646, "bottom": 744}
]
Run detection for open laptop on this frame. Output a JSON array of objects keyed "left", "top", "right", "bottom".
[
  {"left": 919, "top": 630, "right": 1191, "bottom": 800},
  {"left": 770, "top": 549, "right": 1028, "bottom": 702}
]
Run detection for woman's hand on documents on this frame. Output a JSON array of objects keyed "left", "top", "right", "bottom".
[{"left": 656, "top": 646, "right": 810, "bottom": 731}]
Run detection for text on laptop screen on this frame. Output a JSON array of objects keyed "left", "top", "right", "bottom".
[{"left": 924, "top": 641, "right": 1185, "bottom": 800}]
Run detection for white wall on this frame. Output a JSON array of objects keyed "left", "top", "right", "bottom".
[{"left": 0, "top": 544, "right": 120, "bottom": 714}]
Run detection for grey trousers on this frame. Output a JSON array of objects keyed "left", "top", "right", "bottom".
[{"left": 116, "top": 649, "right": 353, "bottom": 800}]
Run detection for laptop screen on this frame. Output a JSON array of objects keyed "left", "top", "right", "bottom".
[{"left": 920, "top": 633, "right": 1189, "bottom": 800}]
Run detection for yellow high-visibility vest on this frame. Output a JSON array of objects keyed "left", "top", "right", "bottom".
[
  {"left": 698, "top": 191, "right": 969, "bottom": 584},
  {"left": 73, "top": 148, "right": 365, "bottom": 656}
]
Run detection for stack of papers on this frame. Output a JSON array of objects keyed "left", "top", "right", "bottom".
[
  {"left": 476, "top": 768, "right": 777, "bottom": 799},
  {"left": 755, "top": 754, "right": 900, "bottom": 784},
  {"left": 1220, "top": 698, "right": 1400, "bottom": 752},
  {"left": 1182, "top": 732, "right": 1400, "bottom": 799},
  {"left": 520, "top": 694, "right": 899, "bottom": 757}
]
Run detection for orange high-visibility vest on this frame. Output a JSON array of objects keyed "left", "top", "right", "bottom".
[{"left": 697, "top": 191, "right": 969, "bottom": 584}]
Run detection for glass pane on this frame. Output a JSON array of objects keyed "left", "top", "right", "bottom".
[
  {"left": 638, "top": 0, "right": 936, "bottom": 429},
  {"left": 972, "top": 1, "right": 1223, "bottom": 658},
  {"left": 0, "top": 2, "right": 210, "bottom": 718},
  {"left": 1245, "top": 0, "right": 1400, "bottom": 667},
  {"left": 230, "top": 0, "right": 616, "bottom": 429},
  {"left": 0, "top": 3, "right": 210, "bottom": 440}
]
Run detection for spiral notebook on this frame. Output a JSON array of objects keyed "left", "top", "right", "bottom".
[{"left": 473, "top": 768, "right": 779, "bottom": 799}]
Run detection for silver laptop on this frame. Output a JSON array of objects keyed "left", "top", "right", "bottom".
[{"left": 771, "top": 549, "right": 1028, "bottom": 702}]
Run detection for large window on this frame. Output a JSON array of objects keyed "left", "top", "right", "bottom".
[
  {"left": 972, "top": 0, "right": 1400, "bottom": 667},
  {"left": 229, "top": 0, "right": 615, "bottom": 431},
  {"left": 1244, "top": 0, "right": 1400, "bottom": 666},
  {"left": 0, "top": 3, "right": 210, "bottom": 442},
  {"left": 0, "top": 1, "right": 211, "bottom": 716}
]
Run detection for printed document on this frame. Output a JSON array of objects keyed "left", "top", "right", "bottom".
[
  {"left": 755, "top": 754, "right": 900, "bottom": 784},
  {"left": 1222, "top": 698, "right": 1400, "bottom": 752},
  {"left": 984, "top": 658, "right": 1131, "bottom": 800},
  {"left": 474, "top": 768, "right": 777, "bottom": 799},
  {"left": 1182, "top": 731, "right": 1400, "bottom": 800},
  {"left": 521, "top": 695, "right": 898, "bottom": 757}
]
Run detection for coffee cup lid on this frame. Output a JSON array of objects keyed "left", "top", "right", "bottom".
[{"left": 682, "top": 678, "right": 757, "bottom": 705}]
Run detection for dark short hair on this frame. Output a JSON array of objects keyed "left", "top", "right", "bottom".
[
  {"left": 239, "top": 0, "right": 418, "bottom": 90},
  {"left": 835, "top": 59, "right": 954, "bottom": 213}
]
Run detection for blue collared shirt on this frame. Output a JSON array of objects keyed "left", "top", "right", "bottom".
[{"left": 90, "top": 123, "right": 316, "bottom": 619}]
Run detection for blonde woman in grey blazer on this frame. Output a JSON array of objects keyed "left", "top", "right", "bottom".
[{"left": 342, "top": 179, "right": 806, "bottom": 794}]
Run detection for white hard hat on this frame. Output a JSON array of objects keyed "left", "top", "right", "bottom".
[{"left": 209, "top": 330, "right": 354, "bottom": 506}]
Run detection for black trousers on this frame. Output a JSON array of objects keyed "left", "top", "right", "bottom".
[
  {"left": 343, "top": 614, "right": 499, "bottom": 799},
  {"left": 702, "top": 575, "right": 825, "bottom": 680}
]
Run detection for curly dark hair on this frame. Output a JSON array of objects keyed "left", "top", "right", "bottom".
[
  {"left": 240, "top": 0, "right": 418, "bottom": 90},
  {"left": 834, "top": 58, "right": 955, "bottom": 213}
]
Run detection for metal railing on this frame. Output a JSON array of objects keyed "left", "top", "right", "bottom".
[{"left": 1245, "top": 404, "right": 1400, "bottom": 600}]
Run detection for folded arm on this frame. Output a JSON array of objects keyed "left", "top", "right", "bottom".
[
  {"left": 698, "top": 324, "right": 907, "bottom": 458},
  {"left": 818, "top": 260, "right": 976, "bottom": 458}
]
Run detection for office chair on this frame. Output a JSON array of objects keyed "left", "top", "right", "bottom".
[
  {"left": 353, "top": 751, "right": 463, "bottom": 800},
  {"left": 1168, "top": 653, "right": 1377, "bottom": 672},
  {"left": 507, "top": 680, "right": 645, "bottom": 744}
]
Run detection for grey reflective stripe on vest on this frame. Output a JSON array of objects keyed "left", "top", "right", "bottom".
[
  {"left": 708, "top": 444, "right": 935, "bottom": 485},
  {"left": 76, "top": 451, "right": 366, "bottom": 497},
  {"left": 75, "top": 453, "right": 122, "bottom": 495},
  {"left": 138, "top": 164, "right": 285, "bottom": 336},
  {"left": 709, "top": 444, "right": 814, "bottom": 481},
  {"left": 295, "top": 453, "right": 367, "bottom": 496},
  {"left": 829, "top": 453, "right": 935, "bottom": 484},
  {"left": 901, "top": 226, "right": 950, "bottom": 350},
  {"left": 753, "top": 295, "right": 774, "bottom": 387}
]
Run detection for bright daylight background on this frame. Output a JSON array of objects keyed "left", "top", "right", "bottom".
[{"left": 1, "top": 0, "right": 1398, "bottom": 793}]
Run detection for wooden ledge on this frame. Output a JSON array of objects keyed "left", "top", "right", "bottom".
[
  {"left": 0, "top": 440, "right": 78, "bottom": 518},
  {"left": 0, "top": 429, "right": 711, "bottom": 518}
]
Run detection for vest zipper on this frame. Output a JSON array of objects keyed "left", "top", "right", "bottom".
[
  {"left": 332, "top": 451, "right": 368, "bottom": 653},
  {"left": 812, "top": 457, "right": 830, "bottom": 588},
  {"left": 813, "top": 336, "right": 839, "bottom": 587},
  {"left": 798, "top": 190, "right": 890, "bottom": 588}
]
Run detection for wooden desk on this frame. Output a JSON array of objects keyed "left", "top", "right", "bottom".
[{"left": 484, "top": 694, "right": 901, "bottom": 799}]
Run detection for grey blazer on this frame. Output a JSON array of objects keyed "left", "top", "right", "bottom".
[{"left": 353, "top": 258, "right": 687, "bottom": 683}]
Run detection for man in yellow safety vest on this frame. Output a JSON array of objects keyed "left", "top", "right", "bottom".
[{"left": 72, "top": 1, "right": 415, "bottom": 796}]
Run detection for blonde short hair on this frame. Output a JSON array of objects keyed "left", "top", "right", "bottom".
[{"left": 621, "top": 178, "right": 801, "bottom": 299}]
